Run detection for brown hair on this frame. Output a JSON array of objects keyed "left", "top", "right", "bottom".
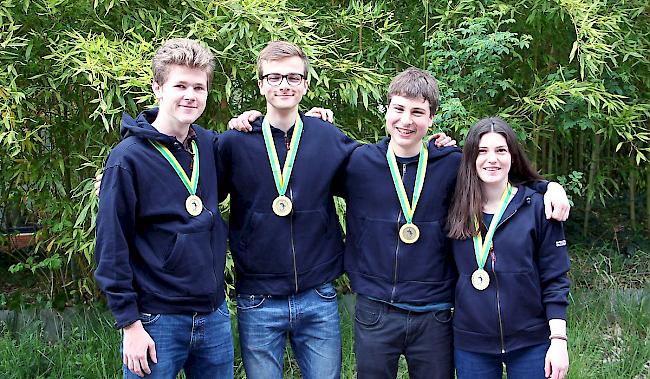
[
  {"left": 257, "top": 41, "right": 310, "bottom": 78},
  {"left": 447, "top": 117, "right": 543, "bottom": 239},
  {"left": 152, "top": 38, "right": 215, "bottom": 87},
  {"left": 387, "top": 67, "right": 440, "bottom": 116}
]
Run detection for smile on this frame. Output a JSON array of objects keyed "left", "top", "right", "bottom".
[{"left": 396, "top": 127, "right": 415, "bottom": 135}]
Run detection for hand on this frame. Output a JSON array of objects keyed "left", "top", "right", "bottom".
[
  {"left": 94, "top": 173, "right": 102, "bottom": 196},
  {"left": 545, "top": 339, "right": 569, "bottom": 379},
  {"left": 228, "top": 110, "right": 263, "bottom": 132},
  {"left": 428, "top": 132, "right": 457, "bottom": 147},
  {"left": 544, "top": 182, "right": 570, "bottom": 221},
  {"left": 122, "top": 320, "right": 157, "bottom": 377},
  {"left": 305, "top": 107, "right": 334, "bottom": 123}
]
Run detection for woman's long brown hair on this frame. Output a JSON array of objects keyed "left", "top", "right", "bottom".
[{"left": 447, "top": 117, "right": 543, "bottom": 240}]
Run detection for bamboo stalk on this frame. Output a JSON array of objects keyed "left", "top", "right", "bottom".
[{"left": 583, "top": 133, "right": 601, "bottom": 237}]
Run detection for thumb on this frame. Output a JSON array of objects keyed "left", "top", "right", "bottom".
[
  {"left": 545, "top": 198, "right": 553, "bottom": 220},
  {"left": 544, "top": 354, "right": 551, "bottom": 378},
  {"left": 149, "top": 342, "right": 157, "bottom": 364},
  {"left": 428, "top": 133, "right": 441, "bottom": 142}
]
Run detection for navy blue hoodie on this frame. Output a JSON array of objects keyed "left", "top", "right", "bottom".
[
  {"left": 452, "top": 185, "right": 570, "bottom": 354},
  {"left": 343, "top": 137, "right": 462, "bottom": 304},
  {"left": 94, "top": 109, "right": 227, "bottom": 329},
  {"left": 217, "top": 114, "right": 359, "bottom": 295}
]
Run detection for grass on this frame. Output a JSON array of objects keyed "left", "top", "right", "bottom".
[{"left": 0, "top": 286, "right": 648, "bottom": 378}]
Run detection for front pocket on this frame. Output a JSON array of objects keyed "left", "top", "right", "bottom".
[
  {"left": 314, "top": 282, "right": 337, "bottom": 300},
  {"left": 139, "top": 313, "right": 161, "bottom": 326},
  {"left": 236, "top": 295, "right": 267, "bottom": 310},
  {"left": 354, "top": 299, "right": 383, "bottom": 328},
  {"left": 160, "top": 230, "right": 215, "bottom": 295},
  {"left": 236, "top": 211, "right": 291, "bottom": 275}
]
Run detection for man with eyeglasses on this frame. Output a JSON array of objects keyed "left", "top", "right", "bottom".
[{"left": 216, "top": 41, "right": 358, "bottom": 379}]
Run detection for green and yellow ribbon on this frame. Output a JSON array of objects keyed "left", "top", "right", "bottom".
[
  {"left": 150, "top": 139, "right": 200, "bottom": 195},
  {"left": 262, "top": 114, "right": 303, "bottom": 196},
  {"left": 472, "top": 183, "right": 514, "bottom": 270},
  {"left": 386, "top": 142, "right": 428, "bottom": 225}
]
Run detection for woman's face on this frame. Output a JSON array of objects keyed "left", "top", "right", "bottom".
[{"left": 475, "top": 132, "right": 511, "bottom": 186}]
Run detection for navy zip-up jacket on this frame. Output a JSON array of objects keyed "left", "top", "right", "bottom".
[
  {"left": 452, "top": 185, "right": 570, "bottom": 354},
  {"left": 343, "top": 137, "right": 462, "bottom": 304},
  {"left": 94, "top": 109, "right": 227, "bottom": 329},
  {"left": 217, "top": 114, "right": 359, "bottom": 295}
]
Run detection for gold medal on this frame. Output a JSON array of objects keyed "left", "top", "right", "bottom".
[
  {"left": 471, "top": 269, "right": 490, "bottom": 290},
  {"left": 272, "top": 195, "right": 292, "bottom": 217},
  {"left": 185, "top": 195, "right": 203, "bottom": 216},
  {"left": 399, "top": 223, "right": 420, "bottom": 244}
]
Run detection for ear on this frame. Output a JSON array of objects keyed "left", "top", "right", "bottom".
[
  {"left": 152, "top": 81, "right": 163, "bottom": 100},
  {"left": 258, "top": 79, "right": 264, "bottom": 94}
]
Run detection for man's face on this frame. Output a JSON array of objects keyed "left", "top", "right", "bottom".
[
  {"left": 258, "top": 56, "right": 308, "bottom": 112},
  {"left": 152, "top": 64, "right": 208, "bottom": 129},
  {"left": 385, "top": 95, "right": 433, "bottom": 153}
]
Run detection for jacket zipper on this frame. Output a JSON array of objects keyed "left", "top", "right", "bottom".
[
  {"left": 490, "top": 207, "right": 517, "bottom": 353},
  {"left": 390, "top": 163, "right": 407, "bottom": 302},
  {"left": 491, "top": 248, "right": 506, "bottom": 353},
  {"left": 206, "top": 203, "right": 218, "bottom": 310},
  {"left": 284, "top": 130, "right": 298, "bottom": 293},
  {"left": 289, "top": 186, "right": 298, "bottom": 293}
]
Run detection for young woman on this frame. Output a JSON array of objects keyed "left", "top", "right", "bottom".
[{"left": 447, "top": 117, "right": 570, "bottom": 379}]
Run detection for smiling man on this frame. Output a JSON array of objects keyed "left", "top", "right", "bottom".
[
  {"left": 341, "top": 68, "right": 461, "bottom": 379},
  {"left": 217, "top": 41, "right": 358, "bottom": 379},
  {"left": 94, "top": 39, "right": 233, "bottom": 378}
]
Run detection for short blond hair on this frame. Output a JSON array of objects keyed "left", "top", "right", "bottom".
[
  {"left": 257, "top": 41, "right": 309, "bottom": 78},
  {"left": 387, "top": 67, "right": 440, "bottom": 116},
  {"left": 152, "top": 38, "right": 215, "bottom": 87}
]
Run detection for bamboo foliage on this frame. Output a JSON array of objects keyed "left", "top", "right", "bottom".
[{"left": 0, "top": 0, "right": 648, "bottom": 302}]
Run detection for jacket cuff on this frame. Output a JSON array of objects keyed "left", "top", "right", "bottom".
[
  {"left": 546, "top": 303, "right": 567, "bottom": 320},
  {"left": 113, "top": 305, "right": 140, "bottom": 330}
]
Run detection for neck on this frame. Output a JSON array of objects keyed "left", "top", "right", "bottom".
[
  {"left": 152, "top": 118, "right": 190, "bottom": 143},
  {"left": 481, "top": 180, "right": 509, "bottom": 212},
  {"left": 390, "top": 140, "right": 421, "bottom": 158},
  {"left": 265, "top": 106, "right": 299, "bottom": 132}
]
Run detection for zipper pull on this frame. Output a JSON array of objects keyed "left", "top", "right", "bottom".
[
  {"left": 285, "top": 132, "right": 290, "bottom": 151},
  {"left": 490, "top": 245, "right": 496, "bottom": 263}
]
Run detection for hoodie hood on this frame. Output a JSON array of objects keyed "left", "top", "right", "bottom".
[{"left": 120, "top": 108, "right": 180, "bottom": 145}]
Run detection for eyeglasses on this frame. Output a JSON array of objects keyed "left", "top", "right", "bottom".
[{"left": 260, "top": 73, "right": 305, "bottom": 86}]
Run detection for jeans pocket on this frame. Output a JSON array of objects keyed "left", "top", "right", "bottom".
[
  {"left": 217, "top": 300, "right": 230, "bottom": 317},
  {"left": 433, "top": 309, "right": 453, "bottom": 323},
  {"left": 139, "top": 313, "right": 161, "bottom": 326},
  {"left": 236, "top": 294, "right": 266, "bottom": 310},
  {"left": 354, "top": 300, "right": 383, "bottom": 327},
  {"left": 314, "top": 282, "right": 337, "bottom": 301}
]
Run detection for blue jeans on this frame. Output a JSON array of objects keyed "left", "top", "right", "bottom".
[
  {"left": 354, "top": 296, "right": 454, "bottom": 379},
  {"left": 122, "top": 300, "right": 234, "bottom": 379},
  {"left": 236, "top": 282, "right": 342, "bottom": 379},
  {"left": 455, "top": 342, "right": 550, "bottom": 379}
]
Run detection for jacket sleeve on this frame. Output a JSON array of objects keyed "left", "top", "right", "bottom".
[
  {"left": 216, "top": 133, "right": 231, "bottom": 203},
  {"left": 331, "top": 132, "right": 360, "bottom": 199},
  {"left": 94, "top": 162, "right": 140, "bottom": 329},
  {"left": 527, "top": 180, "right": 549, "bottom": 194},
  {"left": 536, "top": 213, "right": 571, "bottom": 321}
]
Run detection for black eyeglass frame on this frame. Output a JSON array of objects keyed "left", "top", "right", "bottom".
[{"left": 259, "top": 73, "right": 306, "bottom": 86}]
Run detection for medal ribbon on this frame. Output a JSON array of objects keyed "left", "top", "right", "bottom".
[
  {"left": 386, "top": 142, "right": 428, "bottom": 224},
  {"left": 472, "top": 183, "right": 513, "bottom": 270},
  {"left": 262, "top": 114, "right": 303, "bottom": 196},
  {"left": 150, "top": 139, "right": 200, "bottom": 195}
]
